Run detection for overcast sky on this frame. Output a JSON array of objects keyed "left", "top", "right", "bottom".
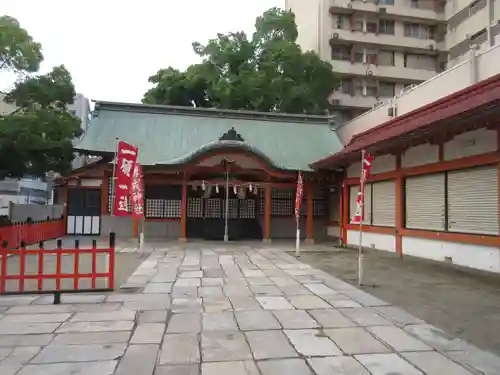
[{"left": 0, "top": 0, "right": 284, "bottom": 103}]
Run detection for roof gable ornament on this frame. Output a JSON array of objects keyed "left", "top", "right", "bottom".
[{"left": 219, "top": 127, "right": 244, "bottom": 142}]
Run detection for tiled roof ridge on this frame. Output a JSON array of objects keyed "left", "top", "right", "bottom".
[{"left": 93, "top": 100, "right": 331, "bottom": 125}]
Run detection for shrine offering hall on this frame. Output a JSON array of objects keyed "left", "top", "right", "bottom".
[{"left": 61, "top": 102, "right": 343, "bottom": 242}]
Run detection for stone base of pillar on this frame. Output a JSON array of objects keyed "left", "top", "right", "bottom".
[
  {"left": 262, "top": 238, "right": 272, "bottom": 244},
  {"left": 178, "top": 237, "right": 187, "bottom": 243},
  {"left": 305, "top": 238, "right": 315, "bottom": 245}
]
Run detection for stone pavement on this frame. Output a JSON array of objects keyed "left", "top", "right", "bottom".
[{"left": 0, "top": 242, "right": 499, "bottom": 375}]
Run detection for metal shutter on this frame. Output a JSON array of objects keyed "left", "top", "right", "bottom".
[
  {"left": 447, "top": 166, "right": 498, "bottom": 235},
  {"left": 372, "top": 180, "right": 396, "bottom": 227},
  {"left": 405, "top": 173, "right": 445, "bottom": 230},
  {"left": 349, "top": 183, "right": 372, "bottom": 225}
]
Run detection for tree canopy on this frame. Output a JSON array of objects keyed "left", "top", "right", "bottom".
[
  {"left": 0, "top": 16, "right": 81, "bottom": 179},
  {"left": 143, "top": 8, "right": 337, "bottom": 114},
  {"left": 0, "top": 15, "right": 43, "bottom": 73}
]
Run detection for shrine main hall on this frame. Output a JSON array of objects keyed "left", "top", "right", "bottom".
[{"left": 60, "top": 101, "right": 342, "bottom": 242}]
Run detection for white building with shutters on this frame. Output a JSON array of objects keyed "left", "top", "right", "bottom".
[{"left": 311, "top": 43, "right": 500, "bottom": 273}]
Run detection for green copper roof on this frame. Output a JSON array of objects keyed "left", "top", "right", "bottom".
[{"left": 75, "top": 101, "right": 343, "bottom": 171}]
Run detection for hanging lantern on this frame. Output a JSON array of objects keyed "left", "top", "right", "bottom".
[
  {"left": 201, "top": 180, "right": 206, "bottom": 191},
  {"left": 233, "top": 185, "right": 237, "bottom": 195},
  {"left": 237, "top": 187, "right": 246, "bottom": 199},
  {"left": 215, "top": 184, "right": 219, "bottom": 194},
  {"left": 249, "top": 183, "right": 253, "bottom": 193},
  {"left": 203, "top": 185, "right": 212, "bottom": 198}
]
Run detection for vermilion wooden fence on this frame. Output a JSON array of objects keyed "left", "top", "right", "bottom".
[
  {"left": 0, "top": 235, "right": 116, "bottom": 304},
  {"left": 0, "top": 218, "right": 65, "bottom": 249}
]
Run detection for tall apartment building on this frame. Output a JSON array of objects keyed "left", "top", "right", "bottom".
[{"left": 286, "top": 0, "right": 499, "bottom": 123}]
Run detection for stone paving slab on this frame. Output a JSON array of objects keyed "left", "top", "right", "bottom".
[{"left": 0, "top": 242, "right": 498, "bottom": 375}]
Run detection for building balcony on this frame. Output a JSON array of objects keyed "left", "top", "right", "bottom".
[
  {"left": 329, "top": 0, "right": 444, "bottom": 22},
  {"left": 330, "top": 28, "right": 438, "bottom": 52},
  {"left": 331, "top": 60, "right": 437, "bottom": 82}
]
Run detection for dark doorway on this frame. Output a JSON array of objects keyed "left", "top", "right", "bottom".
[
  {"left": 186, "top": 185, "right": 262, "bottom": 240},
  {"left": 66, "top": 188, "right": 101, "bottom": 235}
]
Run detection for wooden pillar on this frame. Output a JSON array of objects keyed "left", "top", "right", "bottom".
[
  {"left": 497, "top": 129, "right": 500, "bottom": 242},
  {"left": 341, "top": 180, "right": 349, "bottom": 245},
  {"left": 132, "top": 218, "right": 139, "bottom": 238},
  {"left": 62, "top": 186, "right": 68, "bottom": 221},
  {"left": 395, "top": 154, "right": 403, "bottom": 258},
  {"left": 179, "top": 180, "right": 187, "bottom": 242},
  {"left": 263, "top": 184, "right": 271, "bottom": 243},
  {"left": 306, "top": 184, "right": 314, "bottom": 244}
]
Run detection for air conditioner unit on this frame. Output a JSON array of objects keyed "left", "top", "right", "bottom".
[
  {"left": 378, "top": 7, "right": 387, "bottom": 13},
  {"left": 331, "top": 99, "right": 341, "bottom": 105}
]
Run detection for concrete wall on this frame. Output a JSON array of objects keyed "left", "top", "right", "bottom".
[{"left": 10, "top": 203, "right": 64, "bottom": 222}]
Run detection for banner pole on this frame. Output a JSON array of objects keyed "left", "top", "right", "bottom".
[
  {"left": 358, "top": 150, "right": 365, "bottom": 287},
  {"left": 110, "top": 137, "right": 120, "bottom": 230},
  {"left": 106, "top": 137, "right": 119, "bottom": 288},
  {"left": 295, "top": 220, "right": 300, "bottom": 258}
]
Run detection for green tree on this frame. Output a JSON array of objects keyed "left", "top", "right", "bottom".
[
  {"left": 0, "top": 15, "right": 43, "bottom": 72},
  {"left": 0, "top": 16, "right": 81, "bottom": 179},
  {"left": 143, "top": 7, "right": 337, "bottom": 114}
]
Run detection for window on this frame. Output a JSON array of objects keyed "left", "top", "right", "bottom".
[
  {"left": 366, "top": 48, "right": 378, "bottom": 64},
  {"left": 379, "top": 20, "right": 395, "bottom": 35},
  {"left": 354, "top": 79, "right": 364, "bottom": 96},
  {"left": 404, "top": 53, "right": 436, "bottom": 70},
  {"left": 331, "top": 45, "right": 351, "bottom": 61},
  {"left": 335, "top": 15, "right": 348, "bottom": 30},
  {"left": 354, "top": 17, "right": 364, "bottom": 32},
  {"left": 70, "top": 110, "right": 77, "bottom": 116},
  {"left": 379, "top": 81, "right": 396, "bottom": 97},
  {"left": 404, "top": 23, "right": 420, "bottom": 37},
  {"left": 425, "top": 25, "right": 435, "bottom": 40},
  {"left": 354, "top": 45, "right": 364, "bottom": 63},
  {"left": 378, "top": 50, "right": 395, "bottom": 66},
  {"left": 410, "top": 0, "right": 419, "bottom": 8},
  {"left": 366, "top": 81, "right": 377, "bottom": 97},
  {"left": 338, "top": 79, "right": 353, "bottom": 95},
  {"left": 379, "top": 0, "right": 394, "bottom": 4},
  {"left": 404, "top": 23, "right": 435, "bottom": 39},
  {"left": 366, "top": 20, "right": 377, "bottom": 33}
]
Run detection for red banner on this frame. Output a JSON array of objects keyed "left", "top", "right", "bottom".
[
  {"left": 351, "top": 150, "right": 374, "bottom": 225},
  {"left": 295, "top": 171, "right": 303, "bottom": 224},
  {"left": 113, "top": 141, "right": 138, "bottom": 216},
  {"left": 131, "top": 163, "right": 144, "bottom": 218}
]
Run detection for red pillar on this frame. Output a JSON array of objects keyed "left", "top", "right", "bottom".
[
  {"left": 263, "top": 185, "right": 271, "bottom": 243},
  {"left": 179, "top": 181, "right": 187, "bottom": 242},
  {"left": 306, "top": 184, "right": 314, "bottom": 244}
]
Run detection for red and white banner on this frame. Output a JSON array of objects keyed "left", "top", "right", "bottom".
[
  {"left": 351, "top": 151, "right": 374, "bottom": 225},
  {"left": 131, "top": 163, "right": 144, "bottom": 218},
  {"left": 113, "top": 141, "right": 138, "bottom": 216},
  {"left": 295, "top": 171, "right": 303, "bottom": 224}
]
